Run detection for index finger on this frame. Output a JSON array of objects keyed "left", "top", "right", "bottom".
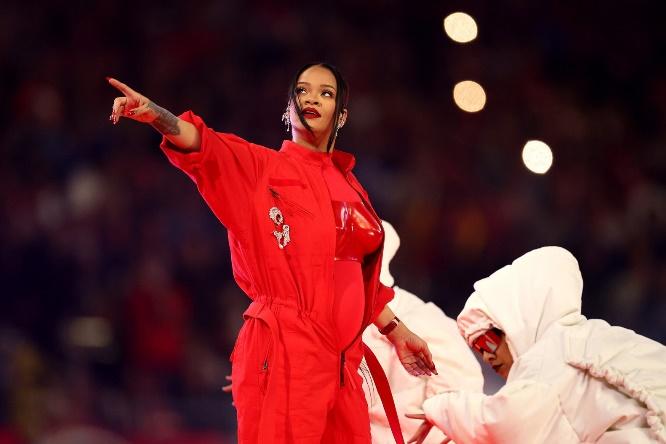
[
  {"left": 405, "top": 413, "right": 426, "bottom": 420},
  {"left": 107, "top": 77, "right": 136, "bottom": 97},
  {"left": 421, "top": 347, "right": 437, "bottom": 374}
]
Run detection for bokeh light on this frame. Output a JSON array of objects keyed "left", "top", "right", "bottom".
[
  {"left": 65, "top": 317, "right": 113, "bottom": 348},
  {"left": 522, "top": 140, "right": 553, "bottom": 174},
  {"left": 453, "top": 80, "right": 486, "bottom": 112},
  {"left": 443, "top": 12, "right": 478, "bottom": 43}
]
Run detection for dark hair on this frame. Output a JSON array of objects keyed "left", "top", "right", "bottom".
[{"left": 287, "top": 62, "right": 349, "bottom": 152}]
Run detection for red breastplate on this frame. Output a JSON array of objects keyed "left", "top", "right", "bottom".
[{"left": 332, "top": 201, "right": 383, "bottom": 262}]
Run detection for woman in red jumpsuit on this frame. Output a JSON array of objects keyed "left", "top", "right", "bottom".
[{"left": 108, "top": 63, "right": 437, "bottom": 443}]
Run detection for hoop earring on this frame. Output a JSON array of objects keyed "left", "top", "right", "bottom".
[{"left": 281, "top": 108, "right": 290, "bottom": 133}]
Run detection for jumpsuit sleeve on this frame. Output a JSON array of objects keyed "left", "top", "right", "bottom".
[
  {"left": 372, "top": 283, "right": 395, "bottom": 322},
  {"left": 422, "top": 380, "right": 567, "bottom": 444},
  {"left": 160, "top": 111, "right": 273, "bottom": 235}
]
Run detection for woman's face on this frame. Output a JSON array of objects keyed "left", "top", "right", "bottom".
[
  {"left": 289, "top": 65, "right": 345, "bottom": 136},
  {"left": 474, "top": 330, "right": 514, "bottom": 379}
]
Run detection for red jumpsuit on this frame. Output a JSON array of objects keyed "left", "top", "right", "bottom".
[{"left": 160, "top": 112, "right": 394, "bottom": 443}]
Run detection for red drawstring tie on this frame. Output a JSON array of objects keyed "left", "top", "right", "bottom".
[{"left": 363, "top": 343, "right": 405, "bottom": 444}]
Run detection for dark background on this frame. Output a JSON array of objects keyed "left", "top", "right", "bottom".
[{"left": 1, "top": 1, "right": 664, "bottom": 442}]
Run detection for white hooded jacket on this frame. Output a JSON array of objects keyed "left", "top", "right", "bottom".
[
  {"left": 422, "top": 246, "right": 666, "bottom": 443},
  {"left": 362, "top": 221, "right": 484, "bottom": 444}
]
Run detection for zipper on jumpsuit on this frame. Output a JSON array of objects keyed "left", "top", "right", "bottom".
[
  {"left": 260, "top": 335, "right": 271, "bottom": 394},
  {"left": 333, "top": 174, "right": 381, "bottom": 389},
  {"left": 270, "top": 173, "right": 379, "bottom": 388},
  {"left": 270, "top": 184, "right": 353, "bottom": 387},
  {"left": 269, "top": 187, "right": 313, "bottom": 217}
]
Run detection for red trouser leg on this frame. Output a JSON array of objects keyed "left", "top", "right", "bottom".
[
  {"left": 320, "top": 380, "right": 372, "bottom": 443},
  {"left": 320, "top": 338, "right": 371, "bottom": 444},
  {"left": 231, "top": 317, "right": 273, "bottom": 444},
  {"left": 232, "top": 305, "right": 344, "bottom": 443}
]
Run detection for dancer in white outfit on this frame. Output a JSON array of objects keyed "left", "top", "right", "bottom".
[
  {"left": 409, "top": 246, "right": 666, "bottom": 444},
  {"left": 362, "top": 221, "right": 484, "bottom": 444}
]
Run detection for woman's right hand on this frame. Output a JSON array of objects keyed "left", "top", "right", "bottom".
[
  {"left": 107, "top": 77, "right": 200, "bottom": 151},
  {"left": 108, "top": 77, "right": 158, "bottom": 125}
]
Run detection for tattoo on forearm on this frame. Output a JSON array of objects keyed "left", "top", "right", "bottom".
[{"left": 148, "top": 102, "right": 181, "bottom": 135}]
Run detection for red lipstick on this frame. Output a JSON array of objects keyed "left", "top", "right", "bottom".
[{"left": 301, "top": 107, "right": 321, "bottom": 119}]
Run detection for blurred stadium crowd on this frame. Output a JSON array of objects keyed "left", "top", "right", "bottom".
[{"left": 0, "top": 1, "right": 664, "bottom": 442}]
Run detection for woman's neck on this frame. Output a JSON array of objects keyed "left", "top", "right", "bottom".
[{"left": 292, "top": 130, "right": 334, "bottom": 153}]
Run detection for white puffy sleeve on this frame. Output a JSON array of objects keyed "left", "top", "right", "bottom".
[{"left": 422, "top": 380, "right": 578, "bottom": 444}]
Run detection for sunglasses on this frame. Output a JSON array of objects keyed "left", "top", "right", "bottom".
[{"left": 472, "top": 328, "right": 503, "bottom": 354}]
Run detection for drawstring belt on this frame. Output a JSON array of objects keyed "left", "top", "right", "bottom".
[{"left": 363, "top": 342, "right": 406, "bottom": 444}]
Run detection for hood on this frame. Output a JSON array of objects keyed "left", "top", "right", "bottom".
[
  {"left": 457, "top": 246, "right": 585, "bottom": 359},
  {"left": 380, "top": 220, "right": 400, "bottom": 287}
]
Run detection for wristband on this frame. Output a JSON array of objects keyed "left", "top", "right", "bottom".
[{"left": 379, "top": 316, "right": 401, "bottom": 335}]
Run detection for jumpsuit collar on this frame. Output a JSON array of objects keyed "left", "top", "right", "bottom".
[{"left": 280, "top": 140, "right": 356, "bottom": 174}]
